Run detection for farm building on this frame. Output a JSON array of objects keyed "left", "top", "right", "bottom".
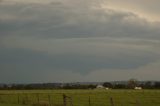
[
  {"left": 105, "top": 87, "right": 109, "bottom": 90},
  {"left": 96, "top": 85, "right": 105, "bottom": 89},
  {"left": 134, "top": 87, "right": 142, "bottom": 90}
]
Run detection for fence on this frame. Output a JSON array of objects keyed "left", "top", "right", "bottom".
[
  {"left": 0, "top": 90, "right": 160, "bottom": 106},
  {"left": 0, "top": 93, "right": 118, "bottom": 106}
]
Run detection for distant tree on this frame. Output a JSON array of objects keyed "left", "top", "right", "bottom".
[
  {"left": 144, "top": 81, "right": 153, "bottom": 89},
  {"left": 88, "top": 85, "right": 96, "bottom": 89},
  {"left": 63, "top": 84, "right": 72, "bottom": 89},
  {"left": 3, "top": 84, "right": 9, "bottom": 90},
  {"left": 154, "top": 82, "right": 160, "bottom": 89},
  {"left": 127, "top": 79, "right": 138, "bottom": 89},
  {"left": 103, "top": 82, "right": 113, "bottom": 88},
  {"left": 114, "top": 84, "right": 126, "bottom": 89}
]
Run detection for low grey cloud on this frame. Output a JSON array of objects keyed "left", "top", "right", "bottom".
[
  {"left": 0, "top": 0, "right": 160, "bottom": 83},
  {"left": 106, "top": 0, "right": 160, "bottom": 21},
  {"left": 0, "top": 0, "right": 160, "bottom": 39}
]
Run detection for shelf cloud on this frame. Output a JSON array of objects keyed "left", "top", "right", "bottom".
[{"left": 0, "top": 0, "right": 160, "bottom": 83}]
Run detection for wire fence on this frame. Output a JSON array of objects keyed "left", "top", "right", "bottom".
[{"left": 0, "top": 90, "right": 160, "bottom": 106}]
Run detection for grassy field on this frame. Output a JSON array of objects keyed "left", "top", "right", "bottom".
[{"left": 0, "top": 89, "right": 160, "bottom": 106}]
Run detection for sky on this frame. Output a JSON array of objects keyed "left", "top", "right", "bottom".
[{"left": 0, "top": 0, "right": 160, "bottom": 83}]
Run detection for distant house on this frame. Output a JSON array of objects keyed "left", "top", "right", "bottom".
[
  {"left": 105, "top": 87, "right": 109, "bottom": 90},
  {"left": 96, "top": 85, "right": 105, "bottom": 89},
  {"left": 134, "top": 87, "right": 142, "bottom": 90}
]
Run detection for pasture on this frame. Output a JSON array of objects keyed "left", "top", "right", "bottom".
[{"left": 0, "top": 89, "right": 160, "bottom": 106}]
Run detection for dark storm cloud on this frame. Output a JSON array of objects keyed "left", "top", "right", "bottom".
[
  {"left": 0, "top": 45, "right": 159, "bottom": 83},
  {"left": 0, "top": 0, "right": 160, "bottom": 82},
  {"left": 0, "top": 0, "right": 160, "bottom": 39},
  {"left": 0, "top": 47, "right": 158, "bottom": 73}
]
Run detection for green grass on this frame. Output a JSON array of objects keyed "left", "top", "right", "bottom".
[{"left": 0, "top": 89, "right": 160, "bottom": 106}]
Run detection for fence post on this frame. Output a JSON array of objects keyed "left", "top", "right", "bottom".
[
  {"left": 25, "top": 94, "right": 28, "bottom": 104},
  {"left": 17, "top": 94, "right": 20, "bottom": 104},
  {"left": 48, "top": 94, "right": 51, "bottom": 106},
  {"left": 63, "top": 94, "right": 67, "bottom": 106},
  {"left": 69, "top": 97, "right": 73, "bottom": 106},
  {"left": 37, "top": 94, "right": 39, "bottom": 104},
  {"left": 136, "top": 100, "right": 140, "bottom": 106},
  {"left": 89, "top": 96, "right": 91, "bottom": 106},
  {"left": 110, "top": 97, "right": 114, "bottom": 106},
  {"left": 0, "top": 94, "right": 2, "bottom": 103}
]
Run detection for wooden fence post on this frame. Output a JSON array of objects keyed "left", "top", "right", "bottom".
[
  {"left": 63, "top": 94, "right": 67, "bottom": 106},
  {"left": 25, "top": 94, "right": 28, "bottom": 104},
  {"left": 0, "top": 94, "right": 2, "bottom": 103},
  {"left": 110, "top": 97, "right": 114, "bottom": 106},
  {"left": 37, "top": 94, "right": 39, "bottom": 104},
  {"left": 136, "top": 100, "right": 140, "bottom": 106},
  {"left": 48, "top": 94, "right": 51, "bottom": 106},
  {"left": 69, "top": 97, "right": 73, "bottom": 106},
  {"left": 89, "top": 96, "right": 91, "bottom": 106},
  {"left": 17, "top": 94, "right": 20, "bottom": 104}
]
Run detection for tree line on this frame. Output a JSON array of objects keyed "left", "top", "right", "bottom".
[
  {"left": 103, "top": 80, "right": 160, "bottom": 89},
  {"left": 0, "top": 81, "right": 160, "bottom": 90}
]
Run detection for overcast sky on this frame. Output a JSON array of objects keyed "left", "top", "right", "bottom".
[{"left": 0, "top": 0, "right": 160, "bottom": 83}]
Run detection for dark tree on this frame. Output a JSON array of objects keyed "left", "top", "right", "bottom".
[
  {"left": 154, "top": 82, "right": 160, "bottom": 89},
  {"left": 127, "top": 79, "right": 138, "bottom": 89},
  {"left": 114, "top": 84, "right": 126, "bottom": 89},
  {"left": 144, "top": 81, "right": 153, "bottom": 89},
  {"left": 103, "top": 82, "right": 113, "bottom": 88},
  {"left": 88, "top": 85, "right": 96, "bottom": 89}
]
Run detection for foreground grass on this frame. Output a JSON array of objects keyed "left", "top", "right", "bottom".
[{"left": 0, "top": 89, "right": 160, "bottom": 106}]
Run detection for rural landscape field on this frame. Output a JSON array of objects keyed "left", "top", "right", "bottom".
[
  {"left": 0, "top": 89, "right": 160, "bottom": 106},
  {"left": 1, "top": 0, "right": 160, "bottom": 106}
]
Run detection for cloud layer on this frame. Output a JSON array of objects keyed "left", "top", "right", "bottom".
[{"left": 0, "top": 0, "right": 160, "bottom": 83}]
